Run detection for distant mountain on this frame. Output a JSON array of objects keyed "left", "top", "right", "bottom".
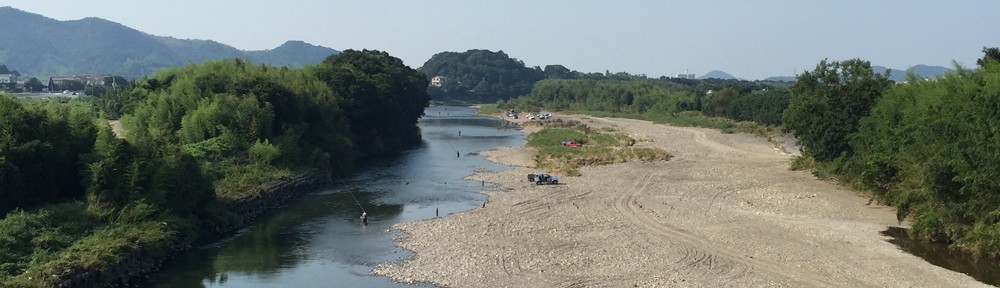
[
  {"left": 764, "top": 76, "right": 796, "bottom": 82},
  {"left": 698, "top": 70, "right": 738, "bottom": 80},
  {"left": 0, "top": 7, "right": 339, "bottom": 77},
  {"left": 872, "top": 65, "right": 952, "bottom": 82}
]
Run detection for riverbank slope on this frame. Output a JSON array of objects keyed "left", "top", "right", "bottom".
[{"left": 374, "top": 115, "right": 986, "bottom": 287}]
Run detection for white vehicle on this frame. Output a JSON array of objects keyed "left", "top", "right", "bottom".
[{"left": 527, "top": 113, "right": 537, "bottom": 120}]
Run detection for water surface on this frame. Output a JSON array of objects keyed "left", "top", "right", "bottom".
[{"left": 152, "top": 106, "right": 523, "bottom": 287}]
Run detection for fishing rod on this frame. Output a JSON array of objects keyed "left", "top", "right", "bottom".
[{"left": 336, "top": 176, "right": 366, "bottom": 214}]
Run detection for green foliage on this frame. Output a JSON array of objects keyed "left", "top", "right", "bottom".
[
  {"left": 419, "top": 49, "right": 545, "bottom": 102},
  {"left": 782, "top": 59, "right": 892, "bottom": 161},
  {"left": 0, "top": 96, "right": 97, "bottom": 214},
  {"left": 0, "top": 202, "right": 100, "bottom": 279},
  {"left": 978, "top": 47, "right": 1000, "bottom": 67},
  {"left": 249, "top": 139, "right": 281, "bottom": 165},
  {"left": 212, "top": 163, "right": 294, "bottom": 201},
  {"left": 703, "top": 85, "right": 790, "bottom": 125},
  {"left": 9, "top": 220, "right": 179, "bottom": 288},
  {"left": 2, "top": 50, "right": 428, "bottom": 286},
  {"left": 839, "top": 62, "right": 1000, "bottom": 258},
  {"left": 514, "top": 79, "right": 697, "bottom": 114},
  {"left": 316, "top": 49, "right": 430, "bottom": 157}
]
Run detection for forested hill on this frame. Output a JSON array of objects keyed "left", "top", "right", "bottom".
[
  {"left": 419, "top": 49, "right": 545, "bottom": 103},
  {"left": 0, "top": 7, "right": 339, "bottom": 77}
]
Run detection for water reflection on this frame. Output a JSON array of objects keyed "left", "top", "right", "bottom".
[
  {"left": 882, "top": 226, "right": 1000, "bottom": 286},
  {"left": 152, "top": 106, "right": 524, "bottom": 287}
]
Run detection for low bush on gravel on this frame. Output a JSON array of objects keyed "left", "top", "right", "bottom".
[{"left": 527, "top": 120, "right": 670, "bottom": 176}]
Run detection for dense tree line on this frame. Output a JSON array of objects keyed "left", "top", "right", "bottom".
[
  {"left": 838, "top": 56, "right": 1000, "bottom": 258},
  {"left": 781, "top": 59, "right": 893, "bottom": 161},
  {"left": 501, "top": 76, "right": 790, "bottom": 129},
  {"left": 419, "top": 49, "right": 545, "bottom": 102},
  {"left": 702, "top": 84, "right": 790, "bottom": 126},
  {"left": 775, "top": 50, "right": 1000, "bottom": 259},
  {"left": 0, "top": 49, "right": 429, "bottom": 285},
  {"left": 0, "top": 97, "right": 96, "bottom": 214},
  {"left": 509, "top": 79, "right": 697, "bottom": 114}
]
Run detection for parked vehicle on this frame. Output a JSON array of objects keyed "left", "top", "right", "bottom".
[
  {"left": 527, "top": 173, "right": 559, "bottom": 185},
  {"left": 527, "top": 113, "right": 537, "bottom": 120},
  {"left": 561, "top": 140, "right": 582, "bottom": 147}
]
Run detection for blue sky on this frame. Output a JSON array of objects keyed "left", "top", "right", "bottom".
[{"left": 5, "top": 1, "right": 999, "bottom": 79}]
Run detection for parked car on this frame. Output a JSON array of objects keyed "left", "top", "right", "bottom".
[
  {"left": 561, "top": 140, "right": 582, "bottom": 147},
  {"left": 527, "top": 173, "right": 559, "bottom": 185},
  {"left": 538, "top": 113, "right": 552, "bottom": 120},
  {"left": 527, "top": 113, "right": 537, "bottom": 120}
]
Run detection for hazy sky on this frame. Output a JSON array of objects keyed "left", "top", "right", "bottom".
[{"left": 5, "top": 1, "right": 999, "bottom": 79}]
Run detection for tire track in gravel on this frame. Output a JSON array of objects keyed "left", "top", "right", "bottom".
[{"left": 615, "top": 171, "right": 835, "bottom": 287}]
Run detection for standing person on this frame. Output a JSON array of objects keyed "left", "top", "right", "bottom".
[
  {"left": 457, "top": 151, "right": 460, "bottom": 158},
  {"left": 361, "top": 212, "right": 368, "bottom": 225}
]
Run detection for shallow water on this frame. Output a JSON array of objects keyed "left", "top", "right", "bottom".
[
  {"left": 151, "top": 106, "right": 524, "bottom": 288},
  {"left": 882, "top": 227, "right": 1000, "bottom": 286}
]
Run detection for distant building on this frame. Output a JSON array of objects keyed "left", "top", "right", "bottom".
[
  {"left": 430, "top": 75, "right": 446, "bottom": 87},
  {"left": 48, "top": 76, "right": 105, "bottom": 92},
  {"left": 675, "top": 73, "right": 696, "bottom": 80},
  {"left": 0, "top": 74, "right": 15, "bottom": 90}
]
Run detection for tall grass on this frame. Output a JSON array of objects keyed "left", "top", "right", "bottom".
[
  {"left": 212, "top": 162, "right": 296, "bottom": 201},
  {"left": 0, "top": 202, "right": 101, "bottom": 280}
]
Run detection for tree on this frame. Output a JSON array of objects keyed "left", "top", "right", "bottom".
[
  {"left": 782, "top": 59, "right": 892, "bottom": 161},
  {"left": 977, "top": 47, "right": 1000, "bottom": 67},
  {"left": 543, "top": 65, "right": 573, "bottom": 79},
  {"left": 418, "top": 49, "right": 545, "bottom": 102},
  {"left": 315, "top": 49, "right": 429, "bottom": 157}
]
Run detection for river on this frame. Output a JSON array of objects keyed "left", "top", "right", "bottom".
[{"left": 151, "top": 106, "right": 524, "bottom": 287}]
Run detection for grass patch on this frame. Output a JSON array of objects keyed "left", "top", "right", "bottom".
[
  {"left": 7, "top": 221, "right": 180, "bottom": 288},
  {"left": 0, "top": 202, "right": 101, "bottom": 280},
  {"left": 527, "top": 120, "right": 670, "bottom": 176},
  {"left": 211, "top": 163, "right": 296, "bottom": 201},
  {"left": 477, "top": 104, "right": 501, "bottom": 115}
]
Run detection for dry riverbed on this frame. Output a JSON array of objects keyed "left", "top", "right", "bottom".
[{"left": 374, "top": 115, "right": 986, "bottom": 287}]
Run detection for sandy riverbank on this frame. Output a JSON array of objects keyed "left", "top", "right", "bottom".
[{"left": 374, "top": 115, "right": 986, "bottom": 287}]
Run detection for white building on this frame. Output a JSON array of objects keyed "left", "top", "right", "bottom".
[
  {"left": 430, "top": 75, "right": 446, "bottom": 87},
  {"left": 675, "top": 73, "right": 696, "bottom": 80},
  {"left": 0, "top": 74, "right": 14, "bottom": 84}
]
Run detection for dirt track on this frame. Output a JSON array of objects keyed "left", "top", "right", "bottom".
[{"left": 374, "top": 115, "right": 986, "bottom": 287}]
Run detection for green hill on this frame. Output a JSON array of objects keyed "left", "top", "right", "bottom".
[{"left": 0, "top": 7, "right": 339, "bottom": 77}]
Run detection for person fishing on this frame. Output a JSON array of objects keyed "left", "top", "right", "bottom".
[{"left": 361, "top": 212, "right": 368, "bottom": 225}]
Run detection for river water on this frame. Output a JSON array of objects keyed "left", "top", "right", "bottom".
[{"left": 151, "top": 106, "right": 524, "bottom": 287}]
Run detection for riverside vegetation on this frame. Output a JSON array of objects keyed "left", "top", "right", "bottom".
[
  {"left": 0, "top": 49, "right": 429, "bottom": 287},
  {"left": 491, "top": 48, "right": 1000, "bottom": 262},
  {"left": 525, "top": 120, "right": 670, "bottom": 176}
]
